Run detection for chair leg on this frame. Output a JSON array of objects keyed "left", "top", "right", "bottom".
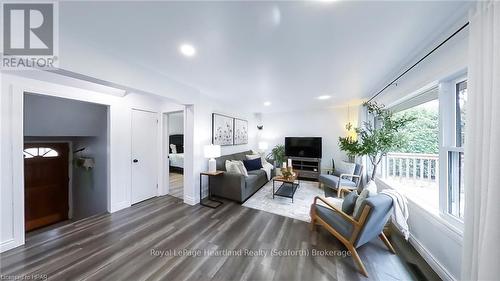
[
  {"left": 310, "top": 218, "right": 316, "bottom": 231},
  {"left": 309, "top": 205, "right": 317, "bottom": 231},
  {"left": 379, "top": 233, "right": 396, "bottom": 254},
  {"left": 348, "top": 246, "right": 368, "bottom": 277}
]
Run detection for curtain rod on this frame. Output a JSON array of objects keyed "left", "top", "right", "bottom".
[{"left": 367, "top": 21, "right": 470, "bottom": 103}]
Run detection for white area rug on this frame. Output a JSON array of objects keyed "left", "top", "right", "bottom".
[{"left": 243, "top": 180, "right": 324, "bottom": 222}]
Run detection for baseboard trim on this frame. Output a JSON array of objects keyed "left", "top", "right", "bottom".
[
  {"left": 409, "top": 234, "right": 456, "bottom": 281},
  {"left": 1, "top": 239, "right": 17, "bottom": 253},
  {"left": 183, "top": 195, "right": 196, "bottom": 206},
  {"left": 110, "top": 201, "right": 130, "bottom": 213}
]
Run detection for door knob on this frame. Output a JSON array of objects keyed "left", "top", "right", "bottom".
[{"left": 133, "top": 159, "right": 139, "bottom": 163}]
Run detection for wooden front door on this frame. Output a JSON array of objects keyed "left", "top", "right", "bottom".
[{"left": 24, "top": 143, "right": 69, "bottom": 231}]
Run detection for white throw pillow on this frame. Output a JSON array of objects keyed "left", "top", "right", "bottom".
[
  {"left": 170, "top": 144, "right": 177, "bottom": 154},
  {"left": 365, "top": 180, "right": 378, "bottom": 196},
  {"left": 225, "top": 160, "right": 242, "bottom": 174},
  {"left": 334, "top": 161, "right": 356, "bottom": 181},
  {"left": 225, "top": 160, "right": 248, "bottom": 177},
  {"left": 235, "top": 160, "right": 249, "bottom": 177}
]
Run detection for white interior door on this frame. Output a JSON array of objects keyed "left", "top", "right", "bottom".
[{"left": 131, "top": 109, "right": 158, "bottom": 204}]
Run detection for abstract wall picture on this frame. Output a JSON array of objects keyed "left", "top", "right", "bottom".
[
  {"left": 212, "top": 113, "right": 234, "bottom": 146},
  {"left": 234, "top": 118, "right": 248, "bottom": 145}
]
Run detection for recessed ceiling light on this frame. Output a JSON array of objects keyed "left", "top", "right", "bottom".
[
  {"left": 179, "top": 44, "right": 196, "bottom": 57},
  {"left": 264, "top": 101, "right": 272, "bottom": 106},
  {"left": 317, "top": 95, "right": 331, "bottom": 100}
]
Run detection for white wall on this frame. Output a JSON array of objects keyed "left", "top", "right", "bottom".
[
  {"left": 372, "top": 26, "right": 468, "bottom": 281},
  {"left": 375, "top": 27, "right": 468, "bottom": 108},
  {"left": 258, "top": 106, "right": 358, "bottom": 170}
]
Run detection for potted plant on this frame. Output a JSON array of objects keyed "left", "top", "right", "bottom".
[
  {"left": 339, "top": 102, "right": 414, "bottom": 180},
  {"left": 268, "top": 144, "right": 285, "bottom": 169}
]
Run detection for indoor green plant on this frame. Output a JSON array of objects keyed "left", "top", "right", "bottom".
[
  {"left": 268, "top": 144, "right": 285, "bottom": 168},
  {"left": 339, "top": 101, "right": 414, "bottom": 180}
]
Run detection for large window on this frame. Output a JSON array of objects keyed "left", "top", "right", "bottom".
[{"left": 380, "top": 77, "right": 467, "bottom": 225}]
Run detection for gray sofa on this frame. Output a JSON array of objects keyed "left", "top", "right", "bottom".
[{"left": 210, "top": 150, "right": 269, "bottom": 203}]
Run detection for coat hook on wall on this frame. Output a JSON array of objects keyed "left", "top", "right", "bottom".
[{"left": 257, "top": 125, "right": 264, "bottom": 130}]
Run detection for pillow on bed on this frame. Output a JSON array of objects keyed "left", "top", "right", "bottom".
[{"left": 170, "top": 144, "right": 177, "bottom": 154}]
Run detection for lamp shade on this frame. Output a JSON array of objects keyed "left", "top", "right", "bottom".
[
  {"left": 258, "top": 141, "right": 269, "bottom": 150},
  {"left": 204, "top": 144, "right": 221, "bottom": 158}
]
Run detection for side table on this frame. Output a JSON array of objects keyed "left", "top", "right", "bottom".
[{"left": 200, "top": 171, "right": 223, "bottom": 208}]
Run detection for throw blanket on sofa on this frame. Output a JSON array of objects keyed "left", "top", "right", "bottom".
[
  {"left": 261, "top": 162, "right": 274, "bottom": 180},
  {"left": 381, "top": 189, "right": 410, "bottom": 240}
]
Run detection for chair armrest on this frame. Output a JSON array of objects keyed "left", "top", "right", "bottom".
[
  {"left": 321, "top": 168, "right": 335, "bottom": 175},
  {"left": 338, "top": 187, "right": 358, "bottom": 198},
  {"left": 313, "top": 196, "right": 358, "bottom": 225},
  {"left": 339, "top": 174, "right": 361, "bottom": 179}
]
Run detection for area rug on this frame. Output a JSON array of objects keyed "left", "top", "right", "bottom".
[{"left": 242, "top": 180, "right": 324, "bottom": 222}]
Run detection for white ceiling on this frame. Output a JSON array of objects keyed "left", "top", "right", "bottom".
[{"left": 60, "top": 1, "right": 471, "bottom": 112}]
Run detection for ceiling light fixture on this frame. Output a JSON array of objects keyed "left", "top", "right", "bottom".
[
  {"left": 179, "top": 44, "right": 196, "bottom": 57},
  {"left": 264, "top": 101, "right": 271, "bottom": 106},
  {"left": 317, "top": 95, "right": 331, "bottom": 100}
]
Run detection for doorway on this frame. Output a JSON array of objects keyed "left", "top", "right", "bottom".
[
  {"left": 164, "top": 111, "right": 184, "bottom": 199},
  {"left": 23, "top": 93, "right": 109, "bottom": 233},
  {"left": 24, "top": 143, "right": 69, "bottom": 231},
  {"left": 131, "top": 109, "right": 159, "bottom": 204}
]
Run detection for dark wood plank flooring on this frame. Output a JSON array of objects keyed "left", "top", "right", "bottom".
[{"left": 0, "top": 196, "right": 415, "bottom": 281}]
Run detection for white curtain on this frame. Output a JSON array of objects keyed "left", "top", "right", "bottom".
[{"left": 462, "top": 1, "right": 500, "bottom": 280}]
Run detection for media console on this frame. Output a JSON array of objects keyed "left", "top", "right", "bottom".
[{"left": 288, "top": 156, "right": 321, "bottom": 180}]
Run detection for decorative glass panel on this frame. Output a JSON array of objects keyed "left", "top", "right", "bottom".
[{"left": 23, "top": 147, "right": 59, "bottom": 158}]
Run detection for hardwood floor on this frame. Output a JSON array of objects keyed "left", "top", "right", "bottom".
[
  {"left": 169, "top": 172, "right": 184, "bottom": 199},
  {"left": 0, "top": 196, "right": 415, "bottom": 281}
]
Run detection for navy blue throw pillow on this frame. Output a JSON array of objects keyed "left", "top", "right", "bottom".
[{"left": 243, "top": 158, "right": 263, "bottom": 171}]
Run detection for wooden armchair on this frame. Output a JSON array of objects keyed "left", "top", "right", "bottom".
[
  {"left": 310, "top": 195, "right": 395, "bottom": 277},
  {"left": 319, "top": 161, "right": 363, "bottom": 197}
]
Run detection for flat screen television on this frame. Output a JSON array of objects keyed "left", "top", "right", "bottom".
[{"left": 285, "top": 137, "right": 322, "bottom": 158}]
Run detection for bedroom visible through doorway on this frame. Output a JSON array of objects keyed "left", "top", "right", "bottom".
[{"left": 165, "top": 111, "right": 184, "bottom": 199}]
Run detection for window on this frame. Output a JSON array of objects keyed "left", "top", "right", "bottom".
[
  {"left": 23, "top": 147, "right": 59, "bottom": 158},
  {"left": 383, "top": 99, "right": 440, "bottom": 211},
  {"left": 379, "top": 77, "right": 467, "bottom": 226},
  {"left": 447, "top": 80, "right": 467, "bottom": 219}
]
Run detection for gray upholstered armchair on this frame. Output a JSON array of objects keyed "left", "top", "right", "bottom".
[
  {"left": 310, "top": 194, "right": 395, "bottom": 277},
  {"left": 319, "top": 160, "right": 363, "bottom": 197}
]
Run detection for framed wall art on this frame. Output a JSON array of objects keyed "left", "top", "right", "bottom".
[
  {"left": 212, "top": 113, "right": 234, "bottom": 146},
  {"left": 233, "top": 118, "right": 248, "bottom": 145}
]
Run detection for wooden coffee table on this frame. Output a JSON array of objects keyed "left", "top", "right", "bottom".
[{"left": 272, "top": 175, "right": 300, "bottom": 202}]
